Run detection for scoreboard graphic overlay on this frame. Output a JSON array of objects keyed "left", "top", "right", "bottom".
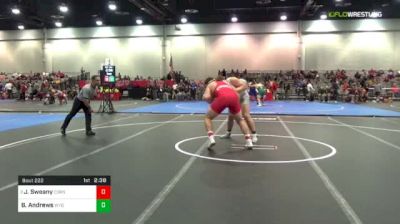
[{"left": 18, "top": 176, "right": 111, "bottom": 213}]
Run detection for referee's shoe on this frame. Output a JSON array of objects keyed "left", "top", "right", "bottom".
[
  {"left": 60, "top": 129, "right": 95, "bottom": 136},
  {"left": 86, "top": 130, "right": 96, "bottom": 136}
]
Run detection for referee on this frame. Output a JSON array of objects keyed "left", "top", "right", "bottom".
[{"left": 61, "top": 75, "right": 100, "bottom": 136}]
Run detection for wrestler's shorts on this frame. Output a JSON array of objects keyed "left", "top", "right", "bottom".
[
  {"left": 240, "top": 92, "right": 250, "bottom": 105},
  {"left": 210, "top": 94, "right": 241, "bottom": 115}
]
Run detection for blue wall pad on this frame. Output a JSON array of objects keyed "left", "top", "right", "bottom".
[
  {"left": 0, "top": 113, "right": 69, "bottom": 132},
  {"left": 122, "top": 101, "right": 400, "bottom": 117}
]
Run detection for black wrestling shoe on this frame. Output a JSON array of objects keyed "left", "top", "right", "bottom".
[
  {"left": 86, "top": 130, "right": 96, "bottom": 136},
  {"left": 61, "top": 128, "right": 66, "bottom": 136}
]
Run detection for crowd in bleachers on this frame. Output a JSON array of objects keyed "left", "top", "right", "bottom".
[
  {"left": 140, "top": 71, "right": 205, "bottom": 101},
  {"left": 0, "top": 71, "right": 79, "bottom": 104},
  {"left": 1, "top": 68, "right": 399, "bottom": 104},
  {"left": 218, "top": 68, "right": 400, "bottom": 104}
]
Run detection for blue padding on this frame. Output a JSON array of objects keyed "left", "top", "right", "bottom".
[
  {"left": 122, "top": 101, "right": 400, "bottom": 117},
  {"left": 0, "top": 113, "right": 69, "bottom": 132}
]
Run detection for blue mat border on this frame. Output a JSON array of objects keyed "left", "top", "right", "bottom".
[
  {"left": 120, "top": 101, "right": 400, "bottom": 117},
  {"left": 124, "top": 111, "right": 400, "bottom": 118}
]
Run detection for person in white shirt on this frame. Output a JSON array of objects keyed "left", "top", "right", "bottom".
[
  {"left": 5, "top": 82, "right": 13, "bottom": 99},
  {"left": 306, "top": 81, "right": 315, "bottom": 101},
  {"left": 172, "top": 83, "right": 178, "bottom": 99}
]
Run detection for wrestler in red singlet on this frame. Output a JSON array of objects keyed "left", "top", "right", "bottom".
[
  {"left": 210, "top": 80, "right": 241, "bottom": 115},
  {"left": 203, "top": 76, "right": 253, "bottom": 150}
]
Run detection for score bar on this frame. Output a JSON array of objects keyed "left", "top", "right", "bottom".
[{"left": 18, "top": 176, "right": 111, "bottom": 213}]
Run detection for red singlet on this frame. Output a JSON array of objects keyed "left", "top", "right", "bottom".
[{"left": 210, "top": 81, "right": 241, "bottom": 114}]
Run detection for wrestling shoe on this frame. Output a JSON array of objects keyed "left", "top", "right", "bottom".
[
  {"left": 208, "top": 137, "right": 216, "bottom": 150},
  {"left": 252, "top": 134, "right": 258, "bottom": 144},
  {"left": 220, "top": 132, "right": 231, "bottom": 139},
  {"left": 245, "top": 139, "right": 253, "bottom": 150}
]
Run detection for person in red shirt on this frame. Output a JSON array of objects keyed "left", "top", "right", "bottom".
[
  {"left": 268, "top": 79, "right": 278, "bottom": 100},
  {"left": 392, "top": 84, "right": 399, "bottom": 94},
  {"left": 342, "top": 81, "right": 349, "bottom": 93},
  {"left": 203, "top": 75, "right": 253, "bottom": 150},
  {"left": 56, "top": 90, "right": 68, "bottom": 105},
  {"left": 20, "top": 82, "right": 27, "bottom": 101}
]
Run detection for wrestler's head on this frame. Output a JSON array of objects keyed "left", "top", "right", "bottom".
[
  {"left": 216, "top": 73, "right": 225, "bottom": 81},
  {"left": 204, "top": 77, "right": 215, "bottom": 85}
]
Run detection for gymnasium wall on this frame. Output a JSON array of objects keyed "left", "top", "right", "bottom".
[
  {"left": 0, "top": 22, "right": 300, "bottom": 79},
  {"left": 302, "top": 19, "right": 400, "bottom": 70},
  {"left": 0, "top": 40, "right": 44, "bottom": 73},
  {"left": 1, "top": 19, "right": 400, "bottom": 79},
  {"left": 46, "top": 37, "right": 163, "bottom": 77},
  {"left": 168, "top": 33, "right": 299, "bottom": 78}
]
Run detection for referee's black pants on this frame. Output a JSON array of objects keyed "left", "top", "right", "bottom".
[{"left": 61, "top": 98, "right": 92, "bottom": 132}]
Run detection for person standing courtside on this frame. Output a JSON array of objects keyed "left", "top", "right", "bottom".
[{"left": 61, "top": 75, "right": 100, "bottom": 136}]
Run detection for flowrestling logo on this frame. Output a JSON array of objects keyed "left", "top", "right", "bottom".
[{"left": 328, "top": 11, "right": 382, "bottom": 18}]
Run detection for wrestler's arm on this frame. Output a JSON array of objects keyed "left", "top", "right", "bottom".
[
  {"left": 202, "top": 83, "right": 214, "bottom": 103},
  {"left": 228, "top": 77, "right": 247, "bottom": 93}
]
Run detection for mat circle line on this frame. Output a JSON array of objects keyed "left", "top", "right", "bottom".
[{"left": 175, "top": 134, "right": 337, "bottom": 164}]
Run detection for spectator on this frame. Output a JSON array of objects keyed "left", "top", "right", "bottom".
[
  {"left": 331, "top": 80, "right": 339, "bottom": 103},
  {"left": 142, "top": 87, "right": 153, "bottom": 101},
  {"left": 374, "top": 81, "right": 383, "bottom": 102},
  {"left": 5, "top": 81, "right": 13, "bottom": 99},
  {"left": 306, "top": 81, "right": 315, "bottom": 101},
  {"left": 19, "top": 82, "right": 27, "bottom": 101},
  {"left": 284, "top": 83, "right": 291, "bottom": 100},
  {"left": 392, "top": 83, "right": 399, "bottom": 98},
  {"left": 190, "top": 81, "right": 197, "bottom": 100}
]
